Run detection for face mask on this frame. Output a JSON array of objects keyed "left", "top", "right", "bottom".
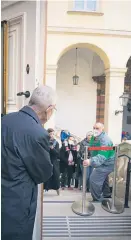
[
  {"left": 93, "top": 130, "right": 101, "bottom": 137},
  {"left": 50, "top": 135, "right": 54, "bottom": 140},
  {"left": 68, "top": 140, "right": 74, "bottom": 145}
]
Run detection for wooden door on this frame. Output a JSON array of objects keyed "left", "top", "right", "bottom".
[{"left": 1, "top": 20, "right": 8, "bottom": 116}]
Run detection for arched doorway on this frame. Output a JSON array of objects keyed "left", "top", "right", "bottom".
[{"left": 55, "top": 44, "right": 109, "bottom": 138}]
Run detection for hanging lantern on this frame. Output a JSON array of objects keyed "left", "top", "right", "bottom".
[
  {"left": 115, "top": 92, "right": 131, "bottom": 115},
  {"left": 73, "top": 75, "right": 79, "bottom": 85},
  {"left": 119, "top": 92, "right": 130, "bottom": 107},
  {"left": 72, "top": 48, "right": 79, "bottom": 85}
]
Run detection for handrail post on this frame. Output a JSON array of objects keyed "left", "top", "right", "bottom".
[{"left": 72, "top": 146, "right": 95, "bottom": 216}]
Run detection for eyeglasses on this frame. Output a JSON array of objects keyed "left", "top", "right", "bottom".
[
  {"left": 47, "top": 105, "right": 57, "bottom": 112},
  {"left": 53, "top": 105, "right": 57, "bottom": 111}
]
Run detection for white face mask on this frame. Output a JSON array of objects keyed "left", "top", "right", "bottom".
[
  {"left": 68, "top": 140, "right": 74, "bottom": 145},
  {"left": 93, "top": 130, "right": 101, "bottom": 137}
]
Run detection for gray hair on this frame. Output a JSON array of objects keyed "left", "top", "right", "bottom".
[
  {"left": 28, "top": 85, "right": 56, "bottom": 110},
  {"left": 94, "top": 122, "right": 104, "bottom": 130},
  {"left": 86, "top": 131, "right": 93, "bottom": 137}
]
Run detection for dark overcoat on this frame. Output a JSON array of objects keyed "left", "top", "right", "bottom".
[
  {"left": 59, "top": 143, "right": 77, "bottom": 173},
  {"left": 1, "top": 106, "right": 53, "bottom": 240},
  {"left": 44, "top": 139, "right": 60, "bottom": 190}
]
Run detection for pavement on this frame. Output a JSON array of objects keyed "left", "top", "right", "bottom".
[{"left": 42, "top": 188, "right": 131, "bottom": 240}]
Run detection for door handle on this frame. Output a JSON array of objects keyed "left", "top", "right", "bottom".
[{"left": 17, "top": 91, "right": 30, "bottom": 98}]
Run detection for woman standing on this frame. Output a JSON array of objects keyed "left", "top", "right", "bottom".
[
  {"left": 60, "top": 136, "right": 77, "bottom": 190},
  {"left": 44, "top": 128, "right": 60, "bottom": 195}
]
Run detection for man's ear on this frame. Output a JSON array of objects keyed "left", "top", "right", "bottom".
[
  {"left": 46, "top": 106, "right": 52, "bottom": 112},
  {"left": 46, "top": 105, "right": 57, "bottom": 112}
]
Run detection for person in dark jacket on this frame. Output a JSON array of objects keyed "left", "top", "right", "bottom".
[
  {"left": 44, "top": 128, "right": 60, "bottom": 195},
  {"left": 1, "top": 85, "right": 56, "bottom": 240},
  {"left": 60, "top": 136, "right": 77, "bottom": 190}
]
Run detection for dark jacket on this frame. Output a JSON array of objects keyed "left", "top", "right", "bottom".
[
  {"left": 44, "top": 139, "right": 60, "bottom": 190},
  {"left": 78, "top": 138, "right": 91, "bottom": 162},
  {"left": 60, "top": 143, "right": 77, "bottom": 173},
  {"left": 1, "top": 106, "right": 53, "bottom": 240}
]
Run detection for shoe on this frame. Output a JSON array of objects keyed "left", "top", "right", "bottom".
[
  {"left": 103, "top": 195, "right": 112, "bottom": 199},
  {"left": 56, "top": 189, "right": 60, "bottom": 195},
  {"left": 61, "top": 187, "right": 65, "bottom": 190},
  {"left": 91, "top": 199, "right": 99, "bottom": 203},
  {"left": 89, "top": 196, "right": 99, "bottom": 202},
  {"left": 86, "top": 188, "right": 90, "bottom": 193}
]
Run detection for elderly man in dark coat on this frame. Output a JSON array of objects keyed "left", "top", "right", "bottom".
[{"left": 1, "top": 85, "right": 56, "bottom": 240}]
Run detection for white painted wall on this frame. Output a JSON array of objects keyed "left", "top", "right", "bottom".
[
  {"left": 47, "top": 1, "right": 131, "bottom": 31},
  {"left": 56, "top": 48, "right": 104, "bottom": 138},
  {"left": 92, "top": 54, "right": 105, "bottom": 76}
]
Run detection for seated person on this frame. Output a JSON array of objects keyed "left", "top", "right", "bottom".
[{"left": 83, "top": 122, "right": 115, "bottom": 202}]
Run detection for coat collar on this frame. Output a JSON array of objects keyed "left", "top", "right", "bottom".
[
  {"left": 20, "top": 106, "right": 41, "bottom": 125},
  {"left": 94, "top": 132, "right": 105, "bottom": 142}
]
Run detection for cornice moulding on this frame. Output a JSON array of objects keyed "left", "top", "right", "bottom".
[
  {"left": 105, "top": 68, "right": 127, "bottom": 77},
  {"left": 47, "top": 26, "right": 131, "bottom": 38}
]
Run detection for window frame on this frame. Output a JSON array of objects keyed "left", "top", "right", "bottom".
[{"left": 73, "top": 0, "right": 100, "bottom": 13}]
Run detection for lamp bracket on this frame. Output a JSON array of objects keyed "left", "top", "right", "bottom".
[{"left": 115, "top": 110, "right": 123, "bottom": 115}]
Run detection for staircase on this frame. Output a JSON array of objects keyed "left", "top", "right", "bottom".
[{"left": 43, "top": 215, "right": 131, "bottom": 239}]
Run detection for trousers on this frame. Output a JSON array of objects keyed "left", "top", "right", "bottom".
[
  {"left": 61, "top": 166, "right": 74, "bottom": 188},
  {"left": 90, "top": 164, "right": 114, "bottom": 201}
]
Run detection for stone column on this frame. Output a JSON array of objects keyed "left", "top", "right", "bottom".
[
  {"left": 104, "top": 68, "right": 126, "bottom": 144},
  {"left": 45, "top": 65, "right": 57, "bottom": 129}
]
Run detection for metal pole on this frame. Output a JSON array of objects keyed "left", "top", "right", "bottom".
[
  {"left": 82, "top": 147, "right": 88, "bottom": 213},
  {"left": 72, "top": 146, "right": 95, "bottom": 216},
  {"left": 124, "top": 161, "right": 130, "bottom": 208},
  {"left": 82, "top": 165, "right": 87, "bottom": 212},
  {"left": 110, "top": 146, "right": 118, "bottom": 210},
  {"left": 101, "top": 146, "right": 125, "bottom": 214}
]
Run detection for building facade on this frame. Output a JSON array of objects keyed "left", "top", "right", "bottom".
[
  {"left": 1, "top": 1, "right": 131, "bottom": 239},
  {"left": 45, "top": 0, "right": 131, "bottom": 144}
]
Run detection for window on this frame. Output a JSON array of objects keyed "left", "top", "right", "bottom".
[
  {"left": 74, "top": 0, "right": 97, "bottom": 12},
  {"left": 127, "top": 116, "right": 131, "bottom": 125}
]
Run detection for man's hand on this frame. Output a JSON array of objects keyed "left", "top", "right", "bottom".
[
  {"left": 83, "top": 159, "right": 91, "bottom": 167},
  {"left": 50, "top": 146, "right": 54, "bottom": 149}
]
